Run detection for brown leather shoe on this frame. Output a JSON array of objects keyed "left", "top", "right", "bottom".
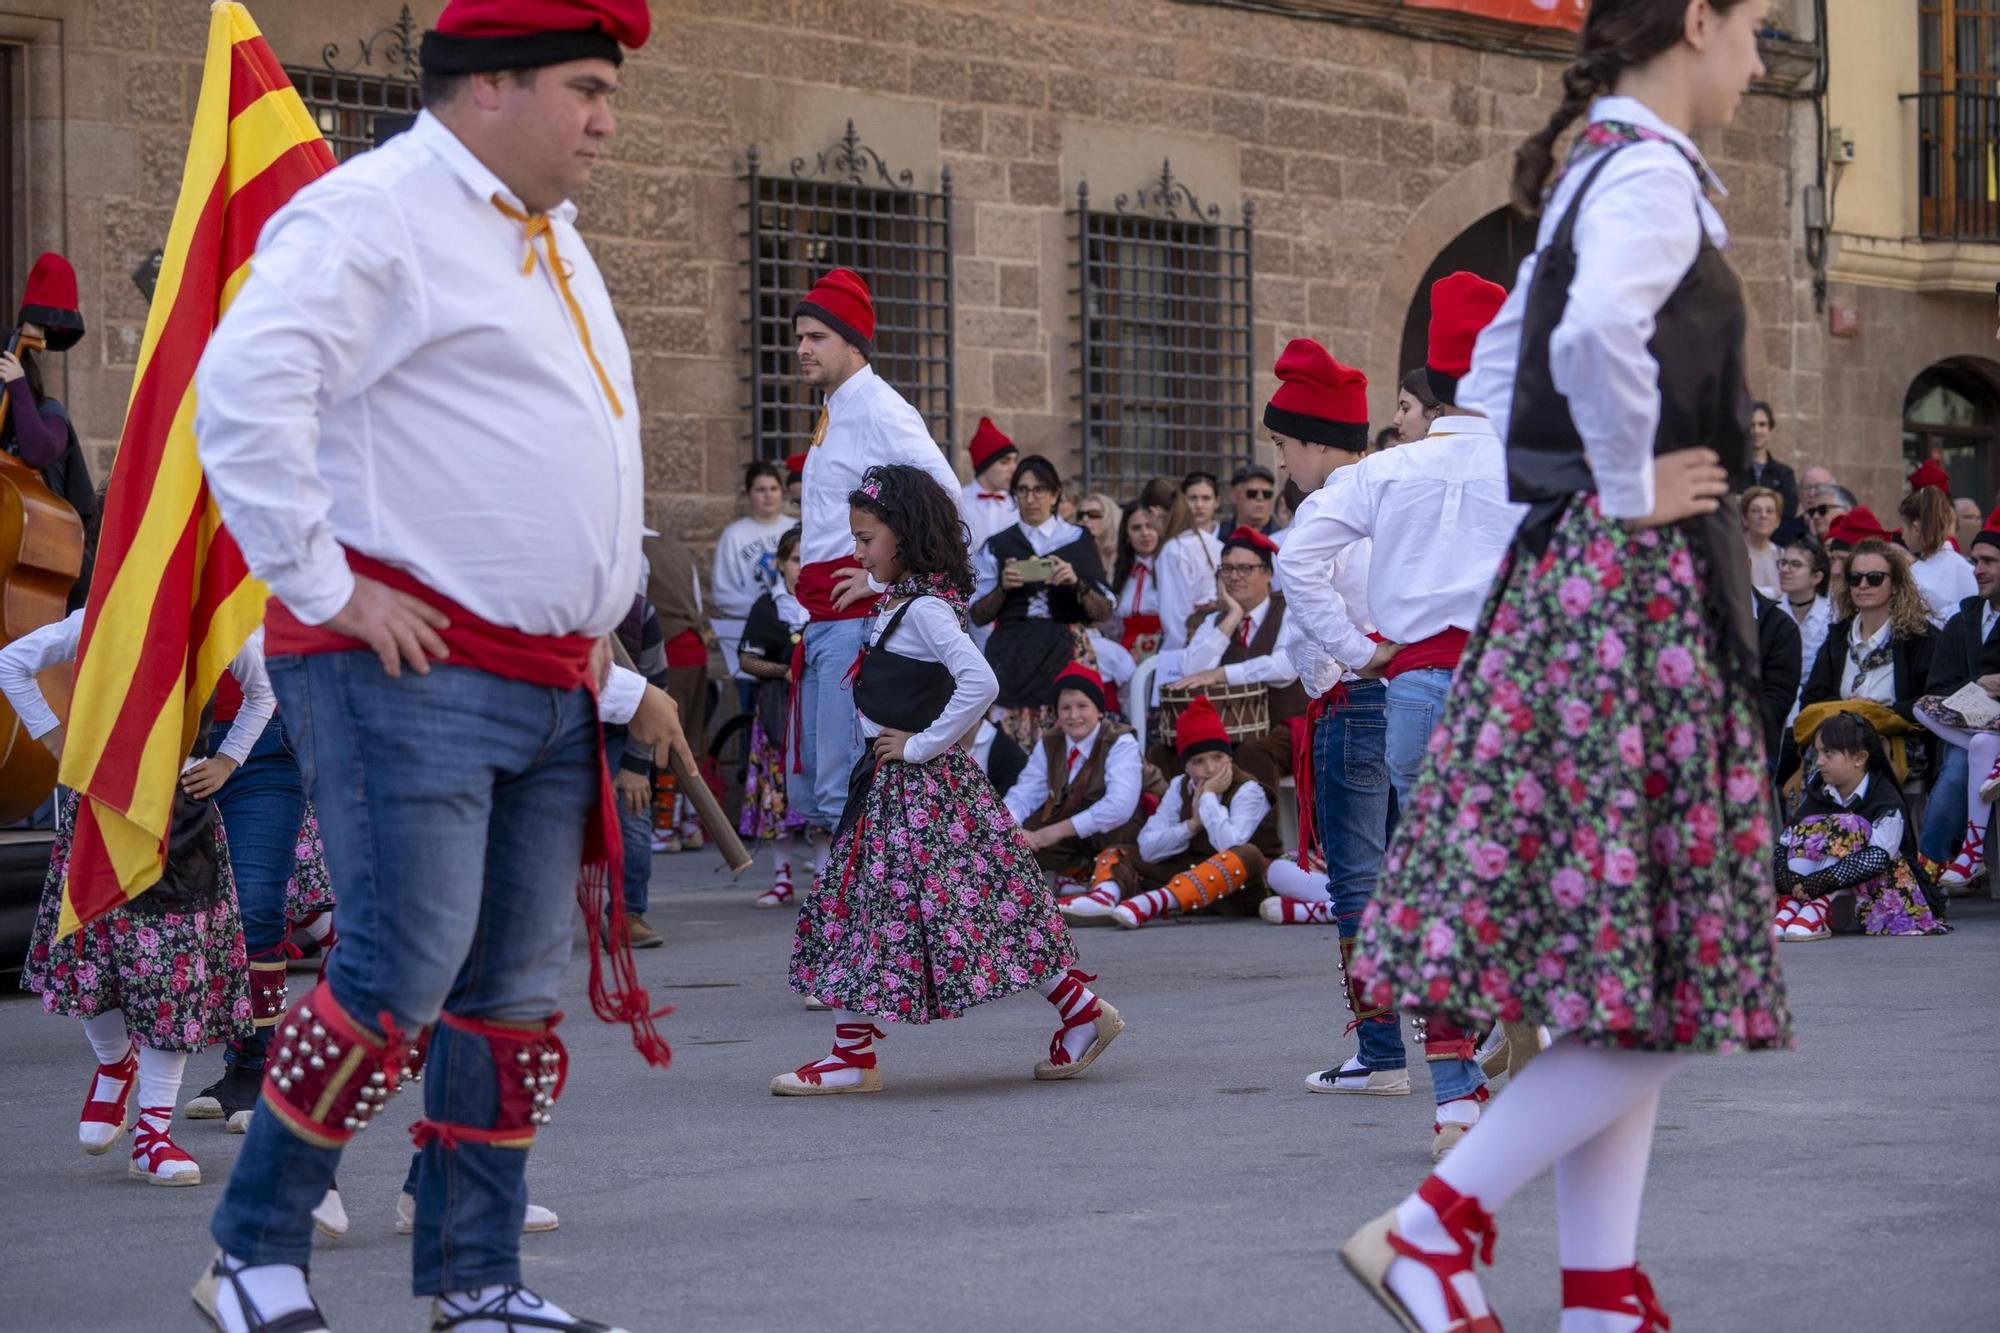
[{"left": 624, "top": 914, "right": 664, "bottom": 949}]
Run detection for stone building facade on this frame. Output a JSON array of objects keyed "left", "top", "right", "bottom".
[{"left": 17, "top": 0, "right": 1981, "bottom": 549}]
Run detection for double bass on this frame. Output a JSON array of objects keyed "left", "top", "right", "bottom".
[{"left": 0, "top": 324, "right": 86, "bottom": 822}]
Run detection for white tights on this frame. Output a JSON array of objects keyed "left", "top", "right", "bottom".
[
  {"left": 1386, "top": 1040, "right": 1685, "bottom": 1332},
  {"left": 1265, "top": 857, "right": 1331, "bottom": 903},
  {"left": 1918, "top": 714, "right": 2000, "bottom": 839}
]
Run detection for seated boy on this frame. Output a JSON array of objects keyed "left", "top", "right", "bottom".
[{"left": 1002, "top": 663, "right": 1151, "bottom": 894}]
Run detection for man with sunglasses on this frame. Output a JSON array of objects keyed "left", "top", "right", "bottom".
[
  {"left": 1230, "top": 465, "right": 1280, "bottom": 536},
  {"left": 1804, "top": 482, "right": 1856, "bottom": 544}
]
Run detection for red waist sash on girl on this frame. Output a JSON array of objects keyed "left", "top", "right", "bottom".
[
  {"left": 797, "top": 557, "right": 872, "bottom": 623},
  {"left": 265, "top": 549, "right": 672, "bottom": 1068}
]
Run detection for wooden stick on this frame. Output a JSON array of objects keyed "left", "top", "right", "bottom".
[{"left": 666, "top": 743, "right": 752, "bottom": 873}]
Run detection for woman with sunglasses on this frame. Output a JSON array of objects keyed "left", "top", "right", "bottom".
[
  {"left": 1076, "top": 491, "right": 1121, "bottom": 580},
  {"left": 1797, "top": 539, "right": 1937, "bottom": 783},
  {"left": 970, "top": 455, "right": 1114, "bottom": 748}
]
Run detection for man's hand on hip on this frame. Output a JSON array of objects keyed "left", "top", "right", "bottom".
[{"left": 322, "top": 575, "right": 451, "bottom": 679}]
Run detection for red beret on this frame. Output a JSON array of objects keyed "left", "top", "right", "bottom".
[
  {"left": 784, "top": 452, "right": 809, "bottom": 480},
  {"left": 1827, "top": 505, "right": 1892, "bottom": 550},
  {"left": 1221, "top": 525, "right": 1279, "bottom": 565},
  {"left": 1175, "top": 695, "right": 1233, "bottom": 761},
  {"left": 1052, "top": 661, "right": 1107, "bottom": 711},
  {"left": 19, "top": 252, "right": 82, "bottom": 351},
  {"left": 1424, "top": 271, "right": 1506, "bottom": 402},
  {"left": 796, "top": 268, "right": 875, "bottom": 356},
  {"left": 1264, "top": 339, "right": 1368, "bottom": 451},
  {"left": 1975, "top": 507, "right": 2000, "bottom": 554},
  {"left": 1907, "top": 459, "right": 1951, "bottom": 495},
  {"left": 967, "top": 417, "right": 1017, "bottom": 474},
  {"left": 421, "top": 0, "right": 649, "bottom": 73}
]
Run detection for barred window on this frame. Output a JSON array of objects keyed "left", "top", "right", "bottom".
[
  {"left": 1072, "top": 164, "right": 1254, "bottom": 496},
  {"left": 286, "top": 7, "right": 421, "bottom": 163},
  {"left": 742, "top": 123, "right": 955, "bottom": 462}
]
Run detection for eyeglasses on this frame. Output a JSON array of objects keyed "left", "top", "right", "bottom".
[
  {"left": 1218, "top": 561, "right": 1266, "bottom": 576},
  {"left": 1807, "top": 504, "right": 1842, "bottom": 519},
  {"left": 1013, "top": 483, "right": 1053, "bottom": 498},
  {"left": 1240, "top": 488, "right": 1274, "bottom": 500},
  {"left": 1848, "top": 570, "right": 1890, "bottom": 588},
  {"left": 1776, "top": 557, "right": 1810, "bottom": 571},
  {"left": 1078, "top": 509, "right": 1105, "bottom": 521}
]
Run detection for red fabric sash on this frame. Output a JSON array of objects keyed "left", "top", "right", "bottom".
[
  {"left": 662, "top": 628, "right": 706, "bottom": 669},
  {"left": 797, "top": 558, "right": 872, "bottom": 623},
  {"left": 264, "top": 550, "right": 673, "bottom": 1068},
  {"left": 786, "top": 638, "right": 807, "bottom": 774},
  {"left": 213, "top": 672, "right": 244, "bottom": 725},
  {"left": 1383, "top": 627, "right": 1469, "bottom": 679}
]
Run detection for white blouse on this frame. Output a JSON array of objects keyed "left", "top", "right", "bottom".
[
  {"left": 1839, "top": 618, "right": 1897, "bottom": 706},
  {"left": 1115, "top": 558, "right": 1160, "bottom": 619},
  {"left": 860, "top": 597, "right": 998, "bottom": 765},
  {"left": 1137, "top": 772, "right": 1271, "bottom": 863},
  {"left": 1910, "top": 547, "right": 1977, "bottom": 629},
  {"left": 1156, "top": 527, "right": 1223, "bottom": 651}
]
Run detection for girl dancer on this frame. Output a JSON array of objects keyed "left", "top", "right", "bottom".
[
  {"left": 8, "top": 607, "right": 263, "bottom": 1184},
  {"left": 1339, "top": 3, "right": 1791, "bottom": 1328},
  {"left": 776, "top": 464, "right": 1123, "bottom": 1094},
  {"left": 738, "top": 525, "right": 811, "bottom": 908}
]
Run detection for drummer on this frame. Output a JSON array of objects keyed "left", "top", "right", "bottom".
[{"left": 1159, "top": 526, "right": 1306, "bottom": 792}]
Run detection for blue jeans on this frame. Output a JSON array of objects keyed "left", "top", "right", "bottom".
[
  {"left": 610, "top": 733, "right": 652, "bottom": 916},
  {"left": 1383, "top": 668, "right": 1486, "bottom": 1106},
  {"left": 1314, "top": 679, "right": 1403, "bottom": 1072},
  {"left": 212, "top": 654, "right": 600, "bottom": 1296},
  {"left": 209, "top": 716, "right": 306, "bottom": 1071},
  {"left": 788, "top": 617, "right": 867, "bottom": 831},
  {"left": 1922, "top": 742, "right": 1971, "bottom": 864}
]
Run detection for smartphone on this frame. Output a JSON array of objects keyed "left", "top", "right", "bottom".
[{"left": 1013, "top": 556, "right": 1054, "bottom": 583}]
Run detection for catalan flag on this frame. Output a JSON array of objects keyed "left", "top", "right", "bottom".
[{"left": 56, "top": 2, "right": 334, "bottom": 936}]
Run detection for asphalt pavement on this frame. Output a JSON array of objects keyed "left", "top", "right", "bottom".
[{"left": 1, "top": 847, "right": 1994, "bottom": 1332}]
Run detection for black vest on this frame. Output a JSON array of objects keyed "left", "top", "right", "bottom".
[
  {"left": 1220, "top": 592, "right": 1308, "bottom": 724},
  {"left": 839, "top": 597, "right": 960, "bottom": 840}
]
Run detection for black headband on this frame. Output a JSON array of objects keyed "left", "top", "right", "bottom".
[
  {"left": 1423, "top": 366, "right": 1460, "bottom": 407},
  {"left": 794, "top": 300, "right": 873, "bottom": 358},
  {"left": 419, "top": 27, "right": 624, "bottom": 73},
  {"left": 1263, "top": 402, "right": 1367, "bottom": 452}
]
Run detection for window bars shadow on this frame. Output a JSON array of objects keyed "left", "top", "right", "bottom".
[
  {"left": 741, "top": 122, "right": 956, "bottom": 463},
  {"left": 1070, "top": 162, "right": 1254, "bottom": 497}
]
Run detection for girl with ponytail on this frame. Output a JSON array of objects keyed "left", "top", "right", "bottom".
[{"left": 1338, "top": 4, "right": 1787, "bottom": 1331}]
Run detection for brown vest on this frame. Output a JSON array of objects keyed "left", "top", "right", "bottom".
[
  {"left": 1222, "top": 591, "right": 1308, "bottom": 724},
  {"left": 1176, "top": 767, "right": 1283, "bottom": 860},
  {"left": 1031, "top": 722, "right": 1136, "bottom": 831}
]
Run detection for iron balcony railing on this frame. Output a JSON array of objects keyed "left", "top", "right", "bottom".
[{"left": 1906, "top": 89, "right": 2000, "bottom": 242}]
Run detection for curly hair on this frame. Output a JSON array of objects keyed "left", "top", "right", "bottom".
[
  {"left": 847, "top": 463, "right": 973, "bottom": 594},
  {"left": 1834, "top": 538, "right": 1931, "bottom": 638}
]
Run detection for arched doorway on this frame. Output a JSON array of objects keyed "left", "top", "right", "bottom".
[
  {"left": 1395, "top": 205, "right": 1537, "bottom": 385},
  {"left": 1904, "top": 358, "right": 2000, "bottom": 507}
]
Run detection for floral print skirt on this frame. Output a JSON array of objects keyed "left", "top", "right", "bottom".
[
  {"left": 284, "top": 802, "right": 336, "bottom": 922},
  {"left": 1784, "top": 814, "right": 1946, "bottom": 936},
  {"left": 737, "top": 716, "right": 800, "bottom": 842},
  {"left": 789, "top": 744, "right": 1077, "bottom": 1023},
  {"left": 19, "top": 790, "right": 253, "bottom": 1051},
  {"left": 1357, "top": 497, "right": 1794, "bottom": 1054}
]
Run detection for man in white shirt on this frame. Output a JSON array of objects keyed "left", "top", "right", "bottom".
[
  {"left": 1278, "top": 274, "right": 1523, "bottom": 1157},
  {"left": 788, "top": 267, "right": 963, "bottom": 874},
  {"left": 1168, "top": 525, "right": 1307, "bottom": 792},
  {"left": 1002, "top": 663, "right": 1146, "bottom": 896},
  {"left": 191, "top": 5, "right": 682, "bottom": 1330},
  {"left": 961, "top": 417, "right": 1020, "bottom": 551}
]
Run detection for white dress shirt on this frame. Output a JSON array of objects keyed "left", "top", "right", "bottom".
[
  {"left": 1274, "top": 472, "right": 1377, "bottom": 699},
  {"left": 1839, "top": 618, "right": 1897, "bottom": 706},
  {"left": 1911, "top": 547, "right": 1978, "bottom": 629},
  {"left": 1137, "top": 772, "right": 1272, "bottom": 862},
  {"left": 1115, "top": 559, "right": 1160, "bottom": 620},
  {"left": 1181, "top": 595, "right": 1302, "bottom": 688},
  {"left": 1001, "top": 724, "right": 1142, "bottom": 838},
  {"left": 800, "top": 364, "right": 962, "bottom": 568},
  {"left": 1275, "top": 414, "right": 1522, "bottom": 671},
  {"left": 1086, "top": 632, "right": 1136, "bottom": 693},
  {"left": 961, "top": 479, "right": 1019, "bottom": 552},
  {"left": 1458, "top": 96, "right": 1730, "bottom": 522},
  {"left": 196, "top": 111, "right": 640, "bottom": 639},
  {"left": 972, "top": 515, "right": 1102, "bottom": 615},
  {"left": 1157, "top": 527, "right": 1224, "bottom": 651},
  {"left": 0, "top": 612, "right": 276, "bottom": 765},
  {"left": 859, "top": 597, "right": 996, "bottom": 764}
]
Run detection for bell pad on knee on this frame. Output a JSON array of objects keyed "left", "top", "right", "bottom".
[
  {"left": 410, "top": 1011, "right": 567, "bottom": 1151},
  {"left": 260, "top": 979, "right": 419, "bottom": 1149}
]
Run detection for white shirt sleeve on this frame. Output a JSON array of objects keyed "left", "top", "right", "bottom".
[
  {"left": 1867, "top": 811, "right": 1905, "bottom": 857},
  {"left": 898, "top": 598, "right": 999, "bottom": 765},
  {"left": 215, "top": 630, "right": 278, "bottom": 766},
  {"left": 1181, "top": 614, "right": 1227, "bottom": 675},
  {"left": 1548, "top": 143, "right": 1705, "bottom": 521},
  {"left": 1199, "top": 780, "right": 1272, "bottom": 850},
  {"left": 1137, "top": 776, "right": 1194, "bottom": 862},
  {"left": 1003, "top": 741, "right": 1049, "bottom": 826},
  {"left": 972, "top": 536, "right": 1001, "bottom": 605},
  {"left": 1070, "top": 732, "right": 1142, "bottom": 840},
  {"left": 195, "top": 181, "right": 426, "bottom": 625},
  {"left": 598, "top": 664, "right": 648, "bottom": 726},
  {"left": 1275, "top": 484, "right": 1371, "bottom": 696},
  {"left": 0, "top": 609, "right": 82, "bottom": 740},
  {"left": 1087, "top": 632, "right": 1135, "bottom": 687},
  {"left": 1156, "top": 537, "right": 1211, "bottom": 651},
  {"left": 873, "top": 410, "right": 971, "bottom": 546}
]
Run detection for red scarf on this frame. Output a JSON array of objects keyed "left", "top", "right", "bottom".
[{"left": 265, "top": 550, "right": 672, "bottom": 1068}]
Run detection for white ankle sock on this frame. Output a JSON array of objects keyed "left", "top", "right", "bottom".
[
  {"left": 1436, "top": 1097, "right": 1483, "bottom": 1128},
  {"left": 1039, "top": 970, "right": 1101, "bottom": 1062},
  {"left": 810, "top": 831, "right": 831, "bottom": 877},
  {"left": 82, "top": 1010, "right": 132, "bottom": 1068},
  {"left": 772, "top": 848, "right": 792, "bottom": 886},
  {"left": 301, "top": 912, "right": 334, "bottom": 942},
  {"left": 1265, "top": 857, "right": 1333, "bottom": 903},
  {"left": 798, "top": 1020, "right": 876, "bottom": 1088},
  {"left": 137, "top": 1045, "right": 188, "bottom": 1110},
  {"left": 435, "top": 1285, "right": 586, "bottom": 1331},
  {"left": 213, "top": 1255, "right": 315, "bottom": 1330}
]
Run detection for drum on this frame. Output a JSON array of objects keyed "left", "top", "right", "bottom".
[{"left": 1154, "top": 681, "right": 1268, "bottom": 750}]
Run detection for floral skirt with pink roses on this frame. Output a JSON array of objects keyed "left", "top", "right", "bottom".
[
  {"left": 19, "top": 790, "right": 253, "bottom": 1051},
  {"left": 1357, "top": 497, "right": 1794, "bottom": 1054},
  {"left": 789, "top": 744, "right": 1078, "bottom": 1023}
]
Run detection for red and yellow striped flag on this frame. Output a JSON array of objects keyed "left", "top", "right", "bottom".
[{"left": 56, "top": 2, "right": 335, "bottom": 936}]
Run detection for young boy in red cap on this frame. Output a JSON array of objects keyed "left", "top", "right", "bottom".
[
  {"left": 1277, "top": 273, "right": 1527, "bottom": 1158},
  {"left": 1068, "top": 695, "right": 1281, "bottom": 927},
  {"left": 961, "top": 415, "right": 1020, "bottom": 551},
  {"left": 790, "top": 265, "right": 964, "bottom": 888},
  {"left": 1002, "top": 660, "right": 1149, "bottom": 899},
  {"left": 194, "top": 3, "right": 687, "bottom": 1330}
]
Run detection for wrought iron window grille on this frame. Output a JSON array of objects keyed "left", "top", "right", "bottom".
[
  {"left": 1070, "top": 161, "right": 1254, "bottom": 496},
  {"left": 740, "top": 122, "right": 956, "bottom": 463},
  {"left": 286, "top": 5, "right": 422, "bottom": 163}
]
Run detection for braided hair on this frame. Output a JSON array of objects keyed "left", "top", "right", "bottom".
[
  {"left": 1510, "top": 0, "right": 1751, "bottom": 216},
  {"left": 847, "top": 463, "right": 974, "bottom": 597}
]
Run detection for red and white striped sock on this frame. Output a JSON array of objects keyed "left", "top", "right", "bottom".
[{"left": 1114, "top": 887, "right": 1176, "bottom": 927}]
